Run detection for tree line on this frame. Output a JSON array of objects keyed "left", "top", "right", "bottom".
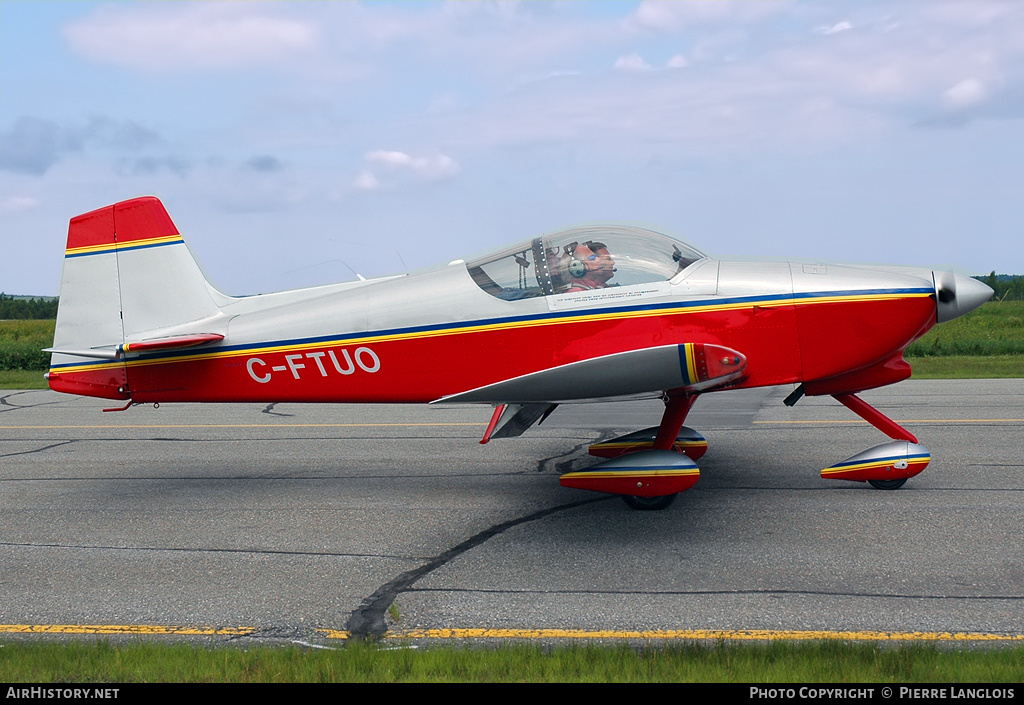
[
  {"left": 0, "top": 294, "right": 59, "bottom": 319},
  {"left": 978, "top": 273, "right": 1024, "bottom": 301}
]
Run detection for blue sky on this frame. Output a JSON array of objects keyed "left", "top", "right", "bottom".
[{"left": 2, "top": 0, "right": 1022, "bottom": 295}]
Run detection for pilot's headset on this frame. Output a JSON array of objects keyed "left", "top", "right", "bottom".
[
  {"left": 565, "top": 241, "right": 608, "bottom": 279},
  {"left": 564, "top": 241, "right": 591, "bottom": 279}
]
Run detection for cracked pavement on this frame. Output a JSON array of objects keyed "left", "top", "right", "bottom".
[{"left": 1, "top": 383, "right": 1023, "bottom": 644}]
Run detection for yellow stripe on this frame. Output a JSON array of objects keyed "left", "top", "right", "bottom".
[
  {"left": 49, "top": 291, "right": 935, "bottom": 373},
  {"left": 683, "top": 342, "right": 698, "bottom": 383},
  {"left": 47, "top": 362, "right": 114, "bottom": 374},
  {"left": 65, "top": 234, "right": 183, "bottom": 257},
  {"left": 822, "top": 458, "right": 930, "bottom": 475},
  {"left": 561, "top": 469, "right": 699, "bottom": 480}
]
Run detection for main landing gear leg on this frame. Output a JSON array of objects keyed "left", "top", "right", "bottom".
[
  {"left": 653, "top": 393, "right": 699, "bottom": 450},
  {"left": 824, "top": 392, "right": 928, "bottom": 490},
  {"left": 562, "top": 393, "right": 702, "bottom": 510},
  {"left": 619, "top": 393, "right": 699, "bottom": 510},
  {"left": 832, "top": 393, "right": 917, "bottom": 443}
]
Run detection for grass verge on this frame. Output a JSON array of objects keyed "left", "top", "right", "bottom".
[
  {"left": 1, "top": 640, "right": 1023, "bottom": 683},
  {"left": 0, "top": 368, "right": 48, "bottom": 389},
  {"left": 907, "top": 355, "right": 1024, "bottom": 379},
  {"left": 907, "top": 301, "right": 1024, "bottom": 357}
]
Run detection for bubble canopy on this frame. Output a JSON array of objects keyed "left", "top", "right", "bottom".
[{"left": 466, "top": 225, "right": 707, "bottom": 300}]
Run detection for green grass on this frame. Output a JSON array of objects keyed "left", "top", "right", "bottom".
[
  {"left": 906, "top": 301, "right": 1024, "bottom": 357},
  {"left": 1, "top": 640, "right": 1023, "bottom": 683},
  {"left": 903, "top": 301, "right": 1023, "bottom": 377},
  {"left": 909, "top": 355, "right": 1024, "bottom": 379},
  {"left": 0, "top": 369, "right": 48, "bottom": 389},
  {"left": 0, "top": 319, "right": 54, "bottom": 372}
]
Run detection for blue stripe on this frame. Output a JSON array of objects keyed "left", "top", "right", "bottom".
[
  {"left": 830, "top": 453, "right": 931, "bottom": 469},
  {"left": 677, "top": 344, "right": 691, "bottom": 385},
  {"left": 64, "top": 240, "right": 183, "bottom": 258}
]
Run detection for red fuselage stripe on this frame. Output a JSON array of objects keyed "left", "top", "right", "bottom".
[{"left": 77, "top": 295, "right": 934, "bottom": 404}]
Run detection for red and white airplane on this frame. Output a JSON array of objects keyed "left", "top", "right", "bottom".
[{"left": 47, "top": 196, "right": 993, "bottom": 509}]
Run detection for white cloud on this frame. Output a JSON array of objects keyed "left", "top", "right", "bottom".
[
  {"left": 365, "top": 150, "right": 460, "bottom": 179},
  {"left": 0, "top": 196, "right": 41, "bottom": 214},
  {"left": 614, "top": 53, "right": 652, "bottom": 72},
  {"left": 816, "top": 21, "right": 854, "bottom": 35},
  {"left": 367, "top": 151, "right": 417, "bottom": 168},
  {"left": 353, "top": 170, "right": 380, "bottom": 191},
  {"left": 50, "top": 0, "right": 1023, "bottom": 165},
  {"left": 630, "top": 0, "right": 791, "bottom": 31},
  {"left": 667, "top": 54, "right": 689, "bottom": 69},
  {"left": 943, "top": 78, "right": 988, "bottom": 110},
  {"left": 64, "top": 3, "right": 317, "bottom": 71},
  {"left": 353, "top": 150, "right": 461, "bottom": 191}
]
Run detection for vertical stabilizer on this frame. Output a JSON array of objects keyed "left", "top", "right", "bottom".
[{"left": 48, "top": 197, "right": 222, "bottom": 400}]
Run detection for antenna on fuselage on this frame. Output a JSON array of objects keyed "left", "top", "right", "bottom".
[{"left": 282, "top": 259, "right": 365, "bottom": 282}]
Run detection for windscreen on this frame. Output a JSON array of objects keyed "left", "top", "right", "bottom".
[{"left": 467, "top": 225, "right": 705, "bottom": 300}]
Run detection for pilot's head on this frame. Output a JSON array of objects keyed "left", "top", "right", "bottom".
[{"left": 579, "top": 240, "right": 614, "bottom": 284}]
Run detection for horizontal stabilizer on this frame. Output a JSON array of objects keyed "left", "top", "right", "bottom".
[
  {"left": 43, "top": 347, "right": 120, "bottom": 360},
  {"left": 121, "top": 333, "right": 224, "bottom": 354},
  {"left": 47, "top": 333, "right": 224, "bottom": 360},
  {"left": 436, "top": 343, "right": 746, "bottom": 404}
]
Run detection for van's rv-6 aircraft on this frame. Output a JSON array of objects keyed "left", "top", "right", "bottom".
[{"left": 47, "top": 197, "right": 993, "bottom": 509}]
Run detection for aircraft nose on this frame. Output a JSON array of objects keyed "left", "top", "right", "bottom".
[{"left": 933, "top": 271, "right": 994, "bottom": 323}]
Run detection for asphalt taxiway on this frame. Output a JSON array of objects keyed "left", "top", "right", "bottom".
[{"left": 1, "top": 379, "right": 1022, "bottom": 644}]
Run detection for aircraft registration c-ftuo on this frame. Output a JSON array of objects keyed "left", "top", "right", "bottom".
[{"left": 47, "top": 196, "right": 993, "bottom": 509}]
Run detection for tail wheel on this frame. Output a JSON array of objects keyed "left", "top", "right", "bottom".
[{"left": 621, "top": 494, "right": 677, "bottom": 511}]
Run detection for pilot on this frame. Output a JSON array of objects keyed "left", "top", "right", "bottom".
[{"left": 566, "top": 241, "right": 616, "bottom": 292}]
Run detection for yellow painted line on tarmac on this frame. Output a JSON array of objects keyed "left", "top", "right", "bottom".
[
  {"left": 315, "top": 629, "right": 350, "bottom": 639},
  {"left": 5, "top": 624, "right": 1022, "bottom": 642},
  {"left": 0, "top": 624, "right": 255, "bottom": 636},
  {"left": 0, "top": 423, "right": 485, "bottom": 430},
  {"left": 317, "top": 628, "right": 1024, "bottom": 642}
]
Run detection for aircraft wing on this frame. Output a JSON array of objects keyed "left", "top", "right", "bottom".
[{"left": 434, "top": 343, "right": 746, "bottom": 405}]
